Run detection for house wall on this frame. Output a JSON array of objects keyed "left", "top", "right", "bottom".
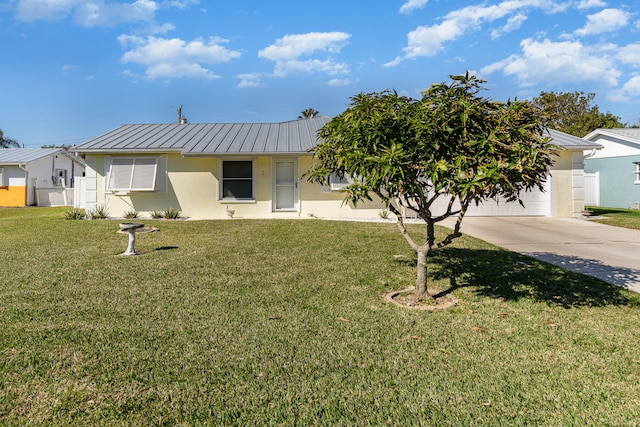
[
  {"left": 583, "top": 134, "right": 640, "bottom": 209},
  {"left": 86, "top": 153, "right": 386, "bottom": 220},
  {"left": 548, "top": 150, "right": 587, "bottom": 218},
  {"left": 585, "top": 155, "right": 640, "bottom": 208},
  {"left": 0, "top": 165, "right": 27, "bottom": 206}
]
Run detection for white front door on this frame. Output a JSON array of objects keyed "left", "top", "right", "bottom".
[{"left": 273, "top": 159, "right": 298, "bottom": 211}]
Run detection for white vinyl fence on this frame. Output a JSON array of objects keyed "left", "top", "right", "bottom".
[
  {"left": 35, "top": 188, "right": 75, "bottom": 207},
  {"left": 584, "top": 172, "right": 600, "bottom": 207}
]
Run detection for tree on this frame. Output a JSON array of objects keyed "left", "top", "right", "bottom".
[
  {"left": 0, "top": 129, "right": 19, "bottom": 148},
  {"left": 306, "top": 73, "right": 558, "bottom": 302},
  {"left": 298, "top": 108, "right": 319, "bottom": 118},
  {"left": 530, "top": 91, "right": 624, "bottom": 137}
]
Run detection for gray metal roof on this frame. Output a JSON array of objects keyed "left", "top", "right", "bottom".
[
  {"left": 546, "top": 129, "right": 602, "bottom": 150},
  {"left": 583, "top": 128, "right": 640, "bottom": 146},
  {"left": 73, "top": 116, "right": 332, "bottom": 155},
  {"left": 0, "top": 148, "right": 70, "bottom": 165}
]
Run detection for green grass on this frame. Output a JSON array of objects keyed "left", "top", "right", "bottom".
[
  {"left": 587, "top": 206, "right": 640, "bottom": 230},
  {"left": 1, "top": 207, "right": 640, "bottom": 425}
]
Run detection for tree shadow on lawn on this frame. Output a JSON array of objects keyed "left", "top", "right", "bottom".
[{"left": 428, "top": 247, "right": 640, "bottom": 308}]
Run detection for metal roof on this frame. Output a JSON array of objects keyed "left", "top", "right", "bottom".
[
  {"left": 546, "top": 129, "right": 602, "bottom": 150},
  {"left": 0, "top": 148, "right": 72, "bottom": 165},
  {"left": 583, "top": 128, "right": 640, "bottom": 146},
  {"left": 73, "top": 116, "right": 332, "bottom": 155}
]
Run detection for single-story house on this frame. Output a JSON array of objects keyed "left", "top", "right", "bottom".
[
  {"left": 71, "top": 118, "right": 600, "bottom": 220},
  {"left": 582, "top": 128, "right": 640, "bottom": 209},
  {"left": 0, "top": 148, "right": 86, "bottom": 207}
]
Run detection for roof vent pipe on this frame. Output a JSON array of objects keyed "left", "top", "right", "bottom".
[{"left": 177, "top": 105, "right": 188, "bottom": 124}]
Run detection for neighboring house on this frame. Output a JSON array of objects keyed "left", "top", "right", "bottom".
[
  {"left": 583, "top": 128, "right": 640, "bottom": 209},
  {"left": 71, "top": 118, "right": 598, "bottom": 220},
  {"left": 0, "top": 148, "right": 86, "bottom": 207}
]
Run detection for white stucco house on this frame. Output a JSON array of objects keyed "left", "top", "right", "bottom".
[{"left": 71, "top": 118, "right": 599, "bottom": 219}]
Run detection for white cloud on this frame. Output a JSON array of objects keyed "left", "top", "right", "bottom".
[
  {"left": 16, "top": 0, "right": 158, "bottom": 26},
  {"left": 237, "top": 73, "right": 264, "bottom": 88},
  {"left": 118, "top": 35, "right": 241, "bottom": 80},
  {"left": 258, "top": 32, "right": 351, "bottom": 78},
  {"left": 327, "top": 78, "right": 352, "bottom": 86},
  {"left": 617, "top": 43, "right": 640, "bottom": 66},
  {"left": 400, "top": 0, "right": 428, "bottom": 14},
  {"left": 386, "top": 0, "right": 563, "bottom": 66},
  {"left": 575, "top": 8, "right": 630, "bottom": 36},
  {"left": 491, "top": 13, "right": 527, "bottom": 39},
  {"left": 259, "top": 32, "right": 350, "bottom": 61},
  {"left": 481, "top": 38, "right": 621, "bottom": 87},
  {"left": 609, "top": 76, "right": 640, "bottom": 102},
  {"left": 576, "top": 0, "right": 606, "bottom": 10}
]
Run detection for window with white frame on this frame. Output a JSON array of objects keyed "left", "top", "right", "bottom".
[
  {"left": 327, "top": 172, "right": 352, "bottom": 191},
  {"left": 221, "top": 160, "right": 254, "bottom": 200},
  {"left": 107, "top": 157, "right": 158, "bottom": 192},
  {"left": 635, "top": 162, "right": 640, "bottom": 184},
  {"left": 0, "top": 167, "right": 4, "bottom": 187}
]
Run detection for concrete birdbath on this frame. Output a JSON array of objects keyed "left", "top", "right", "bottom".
[{"left": 119, "top": 222, "right": 145, "bottom": 255}]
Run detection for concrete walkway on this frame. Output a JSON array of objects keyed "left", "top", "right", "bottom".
[{"left": 441, "top": 216, "right": 640, "bottom": 293}]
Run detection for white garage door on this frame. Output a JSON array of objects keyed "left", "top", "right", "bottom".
[{"left": 429, "top": 180, "right": 551, "bottom": 217}]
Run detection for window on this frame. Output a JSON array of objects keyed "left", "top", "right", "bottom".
[
  {"left": 107, "top": 157, "right": 158, "bottom": 192},
  {"left": 328, "top": 173, "right": 352, "bottom": 191},
  {"left": 635, "top": 163, "right": 640, "bottom": 184},
  {"left": 0, "top": 167, "right": 4, "bottom": 187},
  {"left": 55, "top": 169, "right": 67, "bottom": 187},
  {"left": 221, "top": 160, "right": 254, "bottom": 200}
]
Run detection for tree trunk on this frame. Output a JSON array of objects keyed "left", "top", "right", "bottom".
[{"left": 415, "top": 247, "right": 429, "bottom": 297}]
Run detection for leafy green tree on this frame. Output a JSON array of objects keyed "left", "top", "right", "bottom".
[
  {"left": 530, "top": 91, "right": 624, "bottom": 137},
  {"left": 298, "top": 108, "right": 319, "bottom": 118},
  {"left": 0, "top": 129, "right": 20, "bottom": 148},
  {"left": 306, "top": 74, "right": 558, "bottom": 301}
]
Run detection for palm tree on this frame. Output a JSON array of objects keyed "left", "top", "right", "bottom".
[
  {"left": 0, "top": 129, "right": 19, "bottom": 148},
  {"left": 298, "top": 108, "right": 319, "bottom": 118}
]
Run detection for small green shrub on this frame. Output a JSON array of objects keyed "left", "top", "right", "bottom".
[
  {"left": 89, "top": 204, "right": 110, "bottom": 220},
  {"left": 378, "top": 209, "right": 390, "bottom": 219},
  {"left": 150, "top": 209, "right": 164, "bottom": 219},
  {"left": 63, "top": 207, "right": 85, "bottom": 220},
  {"left": 163, "top": 207, "right": 181, "bottom": 219},
  {"left": 123, "top": 209, "right": 139, "bottom": 219}
]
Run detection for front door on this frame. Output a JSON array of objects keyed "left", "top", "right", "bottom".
[{"left": 273, "top": 159, "right": 298, "bottom": 211}]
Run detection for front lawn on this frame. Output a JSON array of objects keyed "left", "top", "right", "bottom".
[
  {"left": 587, "top": 206, "right": 640, "bottom": 230},
  {"left": 1, "top": 207, "right": 639, "bottom": 425}
]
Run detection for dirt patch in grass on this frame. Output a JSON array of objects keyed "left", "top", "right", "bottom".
[{"left": 385, "top": 287, "right": 458, "bottom": 311}]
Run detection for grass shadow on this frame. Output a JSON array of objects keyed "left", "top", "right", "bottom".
[{"left": 430, "top": 247, "right": 640, "bottom": 308}]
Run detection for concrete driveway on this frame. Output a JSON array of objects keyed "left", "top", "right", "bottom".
[{"left": 441, "top": 216, "right": 640, "bottom": 293}]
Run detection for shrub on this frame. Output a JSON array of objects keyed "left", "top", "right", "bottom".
[
  {"left": 150, "top": 209, "right": 164, "bottom": 219},
  {"left": 89, "top": 204, "right": 110, "bottom": 220},
  {"left": 378, "top": 209, "right": 390, "bottom": 219},
  {"left": 123, "top": 209, "right": 139, "bottom": 219},
  {"left": 163, "top": 207, "right": 181, "bottom": 219},
  {"left": 63, "top": 207, "right": 86, "bottom": 220}
]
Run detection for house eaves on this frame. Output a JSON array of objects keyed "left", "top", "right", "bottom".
[{"left": 583, "top": 128, "right": 640, "bottom": 147}]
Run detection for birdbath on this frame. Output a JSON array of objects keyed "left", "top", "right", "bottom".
[{"left": 119, "top": 222, "right": 144, "bottom": 255}]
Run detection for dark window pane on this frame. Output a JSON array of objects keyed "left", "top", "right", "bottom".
[
  {"left": 223, "top": 161, "right": 252, "bottom": 179},
  {"left": 223, "top": 180, "right": 252, "bottom": 199}
]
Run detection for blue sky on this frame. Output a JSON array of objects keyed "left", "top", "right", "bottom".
[{"left": 1, "top": 0, "right": 640, "bottom": 147}]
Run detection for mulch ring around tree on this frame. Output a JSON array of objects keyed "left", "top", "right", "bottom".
[{"left": 385, "top": 287, "right": 458, "bottom": 311}]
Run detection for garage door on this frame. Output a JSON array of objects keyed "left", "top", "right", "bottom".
[{"left": 429, "top": 181, "right": 551, "bottom": 217}]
